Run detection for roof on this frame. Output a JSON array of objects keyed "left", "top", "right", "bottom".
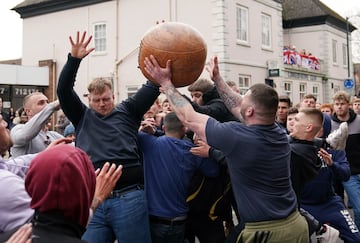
[
  {"left": 282, "top": 0, "right": 342, "bottom": 20},
  {"left": 12, "top": 0, "right": 356, "bottom": 33},
  {"left": 14, "top": 0, "right": 53, "bottom": 8},
  {"left": 12, "top": 0, "right": 112, "bottom": 18},
  {"left": 281, "top": 0, "right": 356, "bottom": 32}
]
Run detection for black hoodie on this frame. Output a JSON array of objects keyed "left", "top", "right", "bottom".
[{"left": 190, "top": 87, "right": 238, "bottom": 122}]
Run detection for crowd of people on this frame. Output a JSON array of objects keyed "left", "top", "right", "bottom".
[
  {"left": 0, "top": 30, "right": 360, "bottom": 243},
  {"left": 274, "top": 91, "right": 360, "bottom": 242}
]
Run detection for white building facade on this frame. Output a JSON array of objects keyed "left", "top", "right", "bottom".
[{"left": 2, "top": 0, "right": 354, "bottom": 109}]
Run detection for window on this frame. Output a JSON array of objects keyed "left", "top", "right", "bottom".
[
  {"left": 127, "top": 86, "right": 138, "bottom": 98},
  {"left": 332, "top": 40, "right": 337, "bottom": 64},
  {"left": 236, "top": 6, "right": 248, "bottom": 43},
  {"left": 261, "top": 14, "right": 271, "bottom": 48},
  {"left": 238, "top": 75, "right": 251, "bottom": 95},
  {"left": 284, "top": 82, "right": 292, "bottom": 98},
  {"left": 342, "top": 43, "right": 348, "bottom": 66},
  {"left": 312, "top": 86, "right": 319, "bottom": 100},
  {"left": 299, "top": 83, "right": 307, "bottom": 101},
  {"left": 334, "top": 85, "right": 340, "bottom": 94},
  {"left": 94, "top": 23, "right": 106, "bottom": 53}
]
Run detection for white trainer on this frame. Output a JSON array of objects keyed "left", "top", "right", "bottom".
[{"left": 316, "top": 224, "right": 340, "bottom": 243}]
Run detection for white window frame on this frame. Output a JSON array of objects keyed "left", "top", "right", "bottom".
[
  {"left": 299, "top": 83, "right": 307, "bottom": 101},
  {"left": 284, "top": 81, "right": 292, "bottom": 99},
  {"left": 93, "top": 23, "right": 107, "bottom": 54},
  {"left": 332, "top": 39, "right": 337, "bottom": 64},
  {"left": 312, "top": 85, "right": 319, "bottom": 101},
  {"left": 261, "top": 13, "right": 271, "bottom": 49},
  {"left": 342, "top": 43, "right": 348, "bottom": 66},
  {"left": 236, "top": 5, "right": 249, "bottom": 44},
  {"left": 238, "top": 75, "right": 251, "bottom": 95}
]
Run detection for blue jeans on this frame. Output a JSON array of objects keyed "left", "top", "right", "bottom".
[
  {"left": 343, "top": 174, "right": 360, "bottom": 228},
  {"left": 82, "top": 190, "right": 151, "bottom": 243},
  {"left": 150, "top": 222, "right": 185, "bottom": 243}
]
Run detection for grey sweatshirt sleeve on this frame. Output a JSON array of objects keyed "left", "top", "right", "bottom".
[{"left": 10, "top": 101, "right": 58, "bottom": 146}]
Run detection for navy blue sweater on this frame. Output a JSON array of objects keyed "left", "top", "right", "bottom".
[{"left": 57, "top": 54, "right": 160, "bottom": 189}]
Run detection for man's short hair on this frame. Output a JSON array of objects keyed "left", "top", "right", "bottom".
[
  {"left": 188, "top": 78, "right": 214, "bottom": 93},
  {"left": 352, "top": 97, "right": 360, "bottom": 104},
  {"left": 288, "top": 107, "right": 299, "bottom": 115},
  {"left": 299, "top": 108, "right": 324, "bottom": 133},
  {"left": 87, "top": 77, "right": 113, "bottom": 95},
  {"left": 23, "top": 92, "right": 44, "bottom": 108},
  {"left": 319, "top": 103, "right": 333, "bottom": 113},
  {"left": 278, "top": 95, "right": 292, "bottom": 107},
  {"left": 163, "top": 112, "right": 184, "bottom": 133},
  {"left": 303, "top": 94, "right": 317, "bottom": 102},
  {"left": 249, "top": 83, "right": 279, "bottom": 118},
  {"left": 333, "top": 91, "right": 350, "bottom": 104}
]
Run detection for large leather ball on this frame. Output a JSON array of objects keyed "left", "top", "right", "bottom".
[{"left": 139, "top": 22, "right": 207, "bottom": 87}]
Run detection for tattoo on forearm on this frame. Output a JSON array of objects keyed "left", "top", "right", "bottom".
[
  {"left": 214, "top": 81, "right": 240, "bottom": 110},
  {"left": 219, "top": 92, "right": 238, "bottom": 109},
  {"left": 166, "top": 86, "right": 189, "bottom": 108}
]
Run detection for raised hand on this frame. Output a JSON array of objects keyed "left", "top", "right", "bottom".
[
  {"left": 205, "top": 56, "right": 221, "bottom": 83},
  {"left": 91, "top": 162, "right": 123, "bottom": 211},
  {"left": 144, "top": 55, "right": 172, "bottom": 87},
  {"left": 69, "top": 31, "right": 95, "bottom": 59}
]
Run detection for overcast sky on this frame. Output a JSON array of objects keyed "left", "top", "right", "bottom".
[
  {"left": 0, "top": 0, "right": 359, "bottom": 60},
  {"left": 0, "top": 0, "right": 23, "bottom": 60}
]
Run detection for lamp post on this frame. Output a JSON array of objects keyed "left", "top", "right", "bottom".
[
  {"left": 345, "top": 14, "right": 360, "bottom": 96},
  {"left": 346, "top": 17, "right": 350, "bottom": 77},
  {"left": 345, "top": 16, "right": 358, "bottom": 96}
]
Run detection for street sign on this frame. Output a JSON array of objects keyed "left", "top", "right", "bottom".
[
  {"left": 344, "top": 78, "right": 354, "bottom": 89},
  {"left": 268, "top": 69, "right": 280, "bottom": 77}
]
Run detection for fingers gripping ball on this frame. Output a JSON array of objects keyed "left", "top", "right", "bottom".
[{"left": 139, "top": 22, "right": 207, "bottom": 87}]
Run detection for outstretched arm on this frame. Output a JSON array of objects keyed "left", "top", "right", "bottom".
[
  {"left": 10, "top": 101, "right": 60, "bottom": 146},
  {"left": 144, "top": 55, "right": 209, "bottom": 142},
  {"left": 57, "top": 31, "right": 94, "bottom": 126},
  {"left": 206, "top": 56, "right": 242, "bottom": 120}
]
